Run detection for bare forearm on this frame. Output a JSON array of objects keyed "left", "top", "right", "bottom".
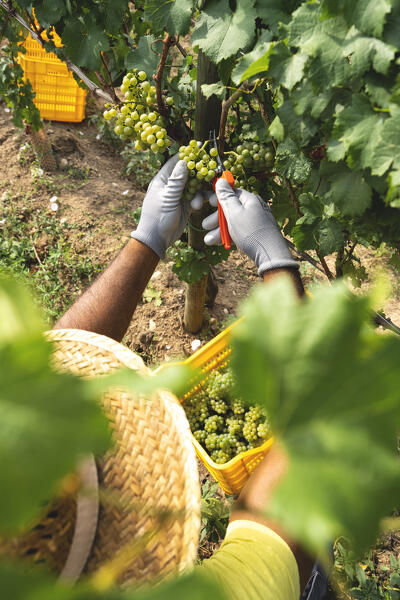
[
  {"left": 263, "top": 267, "right": 305, "bottom": 297},
  {"left": 54, "top": 239, "right": 159, "bottom": 341}
]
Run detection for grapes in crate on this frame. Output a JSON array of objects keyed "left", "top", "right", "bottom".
[{"left": 184, "top": 366, "right": 270, "bottom": 464}]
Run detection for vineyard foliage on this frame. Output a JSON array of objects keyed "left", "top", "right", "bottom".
[{"left": 1, "top": 0, "right": 400, "bottom": 282}]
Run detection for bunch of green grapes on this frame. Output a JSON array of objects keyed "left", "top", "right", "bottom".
[
  {"left": 103, "top": 69, "right": 172, "bottom": 154},
  {"left": 178, "top": 140, "right": 220, "bottom": 202},
  {"left": 183, "top": 366, "right": 271, "bottom": 465},
  {"left": 223, "top": 141, "right": 275, "bottom": 193}
]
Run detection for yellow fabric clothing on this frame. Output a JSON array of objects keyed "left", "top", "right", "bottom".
[{"left": 198, "top": 520, "right": 300, "bottom": 600}]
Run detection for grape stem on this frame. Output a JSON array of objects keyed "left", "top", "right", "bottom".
[
  {"left": 154, "top": 33, "right": 175, "bottom": 116},
  {"left": 99, "top": 52, "right": 120, "bottom": 104},
  {"left": 218, "top": 83, "right": 248, "bottom": 154}
]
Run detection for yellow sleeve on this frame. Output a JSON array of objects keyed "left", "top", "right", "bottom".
[{"left": 196, "top": 520, "right": 300, "bottom": 600}]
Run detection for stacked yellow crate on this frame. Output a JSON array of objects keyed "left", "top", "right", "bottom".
[{"left": 18, "top": 29, "right": 86, "bottom": 123}]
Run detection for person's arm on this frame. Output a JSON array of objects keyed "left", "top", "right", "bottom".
[
  {"left": 55, "top": 239, "right": 158, "bottom": 341},
  {"left": 55, "top": 154, "right": 191, "bottom": 341},
  {"left": 263, "top": 267, "right": 305, "bottom": 297}
]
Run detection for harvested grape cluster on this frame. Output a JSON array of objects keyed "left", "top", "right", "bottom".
[
  {"left": 184, "top": 366, "right": 270, "bottom": 464},
  {"left": 103, "top": 69, "right": 171, "bottom": 153},
  {"left": 178, "top": 140, "right": 219, "bottom": 202}
]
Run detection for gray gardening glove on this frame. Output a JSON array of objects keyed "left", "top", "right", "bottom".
[
  {"left": 131, "top": 154, "right": 199, "bottom": 258},
  {"left": 202, "top": 179, "right": 299, "bottom": 276}
]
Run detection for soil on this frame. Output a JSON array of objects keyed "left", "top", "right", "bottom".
[{"left": 1, "top": 99, "right": 399, "bottom": 580}]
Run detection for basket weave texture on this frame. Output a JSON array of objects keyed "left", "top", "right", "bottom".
[
  {"left": 1, "top": 329, "right": 201, "bottom": 587},
  {"left": 48, "top": 329, "right": 201, "bottom": 586}
]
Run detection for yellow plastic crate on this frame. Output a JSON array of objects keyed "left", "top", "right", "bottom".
[
  {"left": 182, "top": 321, "right": 274, "bottom": 496},
  {"left": 18, "top": 34, "right": 86, "bottom": 123}
]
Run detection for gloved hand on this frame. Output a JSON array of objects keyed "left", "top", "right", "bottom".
[
  {"left": 202, "top": 179, "right": 299, "bottom": 276},
  {"left": 131, "top": 154, "right": 199, "bottom": 258}
]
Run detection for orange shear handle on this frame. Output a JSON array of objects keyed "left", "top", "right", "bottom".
[{"left": 212, "top": 170, "right": 235, "bottom": 250}]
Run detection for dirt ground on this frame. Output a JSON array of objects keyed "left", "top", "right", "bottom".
[{"left": 1, "top": 99, "right": 399, "bottom": 581}]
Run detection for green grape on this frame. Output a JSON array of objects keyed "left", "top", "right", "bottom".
[
  {"left": 121, "top": 105, "right": 129, "bottom": 115},
  {"left": 147, "top": 134, "right": 156, "bottom": 144},
  {"left": 210, "top": 147, "right": 218, "bottom": 157},
  {"left": 166, "top": 96, "right": 174, "bottom": 106},
  {"left": 132, "top": 111, "right": 139, "bottom": 120},
  {"left": 138, "top": 70, "right": 147, "bottom": 81},
  {"left": 209, "top": 160, "right": 217, "bottom": 170},
  {"left": 114, "top": 125, "right": 124, "bottom": 135},
  {"left": 187, "top": 160, "right": 195, "bottom": 170}
]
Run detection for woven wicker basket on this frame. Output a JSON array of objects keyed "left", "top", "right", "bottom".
[{"left": 0, "top": 329, "right": 201, "bottom": 587}]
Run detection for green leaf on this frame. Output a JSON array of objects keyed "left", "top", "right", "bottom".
[
  {"left": 231, "top": 31, "right": 273, "bottom": 84},
  {"left": 269, "top": 115, "right": 284, "bottom": 143},
  {"left": 275, "top": 139, "right": 312, "bottom": 185},
  {"left": 192, "top": 0, "right": 257, "bottom": 63},
  {"left": 331, "top": 95, "right": 386, "bottom": 171},
  {"left": 267, "top": 42, "right": 308, "bottom": 91},
  {"left": 201, "top": 82, "right": 226, "bottom": 100},
  {"left": 325, "top": 163, "right": 372, "bottom": 216},
  {"left": 254, "top": 0, "right": 300, "bottom": 31},
  {"left": 371, "top": 104, "right": 400, "bottom": 177},
  {"left": 277, "top": 98, "right": 317, "bottom": 146},
  {"left": 231, "top": 278, "right": 400, "bottom": 555},
  {"left": 344, "top": 27, "right": 396, "bottom": 78},
  {"left": 321, "top": 0, "right": 393, "bottom": 37},
  {"left": 0, "top": 562, "right": 226, "bottom": 600},
  {"left": 318, "top": 219, "right": 345, "bottom": 255},
  {"left": 61, "top": 14, "right": 110, "bottom": 70},
  {"left": 34, "top": 0, "right": 67, "bottom": 26},
  {"left": 0, "top": 277, "right": 110, "bottom": 534},
  {"left": 125, "top": 36, "right": 164, "bottom": 78},
  {"left": 144, "top": 0, "right": 195, "bottom": 36}
]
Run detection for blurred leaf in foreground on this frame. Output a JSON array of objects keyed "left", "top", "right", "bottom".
[
  {"left": 0, "top": 274, "right": 111, "bottom": 534},
  {"left": 231, "top": 276, "right": 400, "bottom": 558},
  {"left": 0, "top": 562, "right": 226, "bottom": 600}
]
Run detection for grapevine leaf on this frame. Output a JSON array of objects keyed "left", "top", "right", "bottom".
[
  {"left": 232, "top": 278, "right": 400, "bottom": 555},
  {"left": 277, "top": 99, "right": 317, "bottom": 146},
  {"left": 269, "top": 115, "right": 284, "bottom": 142},
  {"left": 34, "top": 0, "right": 67, "bottom": 25},
  {"left": 61, "top": 14, "right": 109, "bottom": 70},
  {"left": 292, "top": 223, "right": 318, "bottom": 251},
  {"left": 325, "top": 164, "right": 372, "bottom": 216},
  {"left": 231, "top": 31, "right": 273, "bottom": 84},
  {"left": 144, "top": 0, "right": 195, "bottom": 36},
  {"left": 192, "top": 0, "right": 257, "bottom": 63},
  {"left": 364, "top": 73, "right": 392, "bottom": 108},
  {"left": 318, "top": 219, "right": 345, "bottom": 255},
  {"left": 371, "top": 105, "right": 400, "bottom": 177},
  {"left": 254, "top": 0, "right": 300, "bottom": 31},
  {"left": 267, "top": 42, "right": 308, "bottom": 91},
  {"left": 331, "top": 95, "right": 386, "bottom": 171},
  {"left": 344, "top": 27, "right": 396, "bottom": 77},
  {"left": 321, "top": 0, "right": 393, "bottom": 37},
  {"left": 275, "top": 139, "right": 312, "bottom": 185},
  {"left": 125, "top": 35, "right": 164, "bottom": 77},
  {"left": 201, "top": 82, "right": 226, "bottom": 100}
]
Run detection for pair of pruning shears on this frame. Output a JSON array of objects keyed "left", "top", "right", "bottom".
[{"left": 209, "top": 129, "right": 234, "bottom": 250}]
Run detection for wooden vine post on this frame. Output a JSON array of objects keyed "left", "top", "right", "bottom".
[
  {"left": 25, "top": 123, "right": 56, "bottom": 172},
  {"left": 184, "top": 50, "right": 222, "bottom": 333}
]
